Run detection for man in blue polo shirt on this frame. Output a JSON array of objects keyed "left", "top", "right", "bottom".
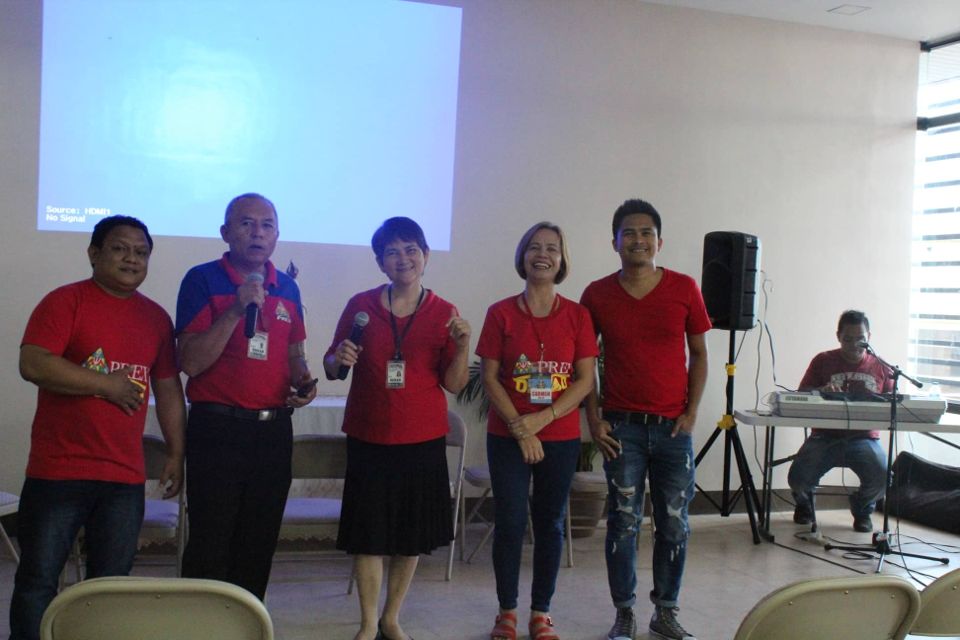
[{"left": 176, "top": 193, "right": 317, "bottom": 600}]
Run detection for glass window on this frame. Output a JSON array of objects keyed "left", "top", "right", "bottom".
[{"left": 911, "top": 42, "right": 960, "bottom": 399}]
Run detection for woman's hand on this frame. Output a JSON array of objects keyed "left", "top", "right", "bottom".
[
  {"left": 517, "top": 435, "right": 545, "bottom": 464},
  {"left": 446, "top": 313, "right": 471, "bottom": 349},
  {"left": 334, "top": 339, "right": 362, "bottom": 368},
  {"left": 507, "top": 410, "right": 551, "bottom": 441}
]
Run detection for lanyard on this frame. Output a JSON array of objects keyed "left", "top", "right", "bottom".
[
  {"left": 388, "top": 285, "right": 426, "bottom": 360},
  {"left": 519, "top": 292, "right": 559, "bottom": 367}
]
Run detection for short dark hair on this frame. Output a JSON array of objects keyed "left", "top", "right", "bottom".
[
  {"left": 224, "top": 193, "right": 276, "bottom": 224},
  {"left": 514, "top": 221, "right": 570, "bottom": 284},
  {"left": 837, "top": 309, "right": 870, "bottom": 333},
  {"left": 371, "top": 217, "right": 429, "bottom": 262},
  {"left": 612, "top": 199, "right": 662, "bottom": 238},
  {"left": 90, "top": 215, "right": 153, "bottom": 251}
]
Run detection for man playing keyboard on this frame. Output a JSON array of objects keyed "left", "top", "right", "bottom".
[{"left": 787, "top": 310, "right": 892, "bottom": 533}]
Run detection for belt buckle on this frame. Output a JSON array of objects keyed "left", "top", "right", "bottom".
[{"left": 258, "top": 409, "right": 274, "bottom": 421}]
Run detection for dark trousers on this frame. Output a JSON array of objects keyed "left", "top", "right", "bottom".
[
  {"left": 181, "top": 407, "right": 292, "bottom": 600},
  {"left": 487, "top": 433, "right": 580, "bottom": 612},
  {"left": 10, "top": 478, "right": 144, "bottom": 640}
]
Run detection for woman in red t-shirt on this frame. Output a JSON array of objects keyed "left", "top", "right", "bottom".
[
  {"left": 476, "top": 222, "right": 598, "bottom": 640},
  {"left": 324, "top": 217, "right": 471, "bottom": 640}
]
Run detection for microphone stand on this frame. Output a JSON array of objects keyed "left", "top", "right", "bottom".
[{"left": 824, "top": 345, "right": 949, "bottom": 572}]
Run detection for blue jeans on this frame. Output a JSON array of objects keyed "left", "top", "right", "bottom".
[
  {"left": 9, "top": 478, "right": 144, "bottom": 640},
  {"left": 787, "top": 434, "right": 887, "bottom": 518},
  {"left": 487, "top": 434, "right": 580, "bottom": 612},
  {"left": 603, "top": 419, "right": 695, "bottom": 610}
]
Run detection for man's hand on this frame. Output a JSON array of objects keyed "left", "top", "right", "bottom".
[
  {"left": 590, "top": 419, "right": 622, "bottom": 460},
  {"left": 287, "top": 373, "right": 318, "bottom": 408},
  {"left": 233, "top": 276, "right": 265, "bottom": 316},
  {"left": 100, "top": 366, "right": 145, "bottom": 415},
  {"left": 672, "top": 410, "right": 697, "bottom": 437},
  {"left": 518, "top": 435, "right": 545, "bottom": 464},
  {"left": 159, "top": 455, "right": 184, "bottom": 498}
]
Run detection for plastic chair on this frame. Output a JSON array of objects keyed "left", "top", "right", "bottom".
[
  {"left": 908, "top": 567, "right": 960, "bottom": 637},
  {"left": 40, "top": 576, "right": 273, "bottom": 640},
  {"left": 734, "top": 575, "right": 921, "bottom": 640},
  {"left": 0, "top": 491, "right": 19, "bottom": 563},
  {"left": 139, "top": 434, "right": 187, "bottom": 575},
  {"left": 445, "top": 410, "right": 467, "bottom": 581}
]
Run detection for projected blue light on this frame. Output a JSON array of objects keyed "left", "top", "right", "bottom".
[{"left": 38, "top": 0, "right": 462, "bottom": 249}]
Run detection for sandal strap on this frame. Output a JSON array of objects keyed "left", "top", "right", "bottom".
[
  {"left": 491, "top": 612, "right": 518, "bottom": 640},
  {"left": 529, "top": 614, "right": 559, "bottom": 640}
]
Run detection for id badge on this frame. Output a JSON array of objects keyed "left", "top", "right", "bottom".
[
  {"left": 247, "top": 331, "right": 268, "bottom": 361},
  {"left": 386, "top": 359, "right": 406, "bottom": 389},
  {"left": 529, "top": 373, "right": 553, "bottom": 404}
]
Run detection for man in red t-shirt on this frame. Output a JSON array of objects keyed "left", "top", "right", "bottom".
[
  {"left": 10, "top": 216, "right": 185, "bottom": 640},
  {"left": 581, "top": 199, "right": 710, "bottom": 640},
  {"left": 787, "top": 310, "right": 891, "bottom": 534}
]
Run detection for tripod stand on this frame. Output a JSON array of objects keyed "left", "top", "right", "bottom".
[
  {"left": 694, "top": 330, "right": 764, "bottom": 544},
  {"left": 824, "top": 346, "right": 950, "bottom": 571}
]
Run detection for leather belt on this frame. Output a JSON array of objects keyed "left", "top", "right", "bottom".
[
  {"left": 191, "top": 402, "right": 293, "bottom": 422},
  {"left": 603, "top": 411, "right": 672, "bottom": 425}
]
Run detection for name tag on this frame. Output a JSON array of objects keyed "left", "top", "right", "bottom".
[
  {"left": 247, "top": 332, "right": 268, "bottom": 361},
  {"left": 529, "top": 373, "right": 553, "bottom": 404},
  {"left": 386, "top": 359, "right": 405, "bottom": 389}
]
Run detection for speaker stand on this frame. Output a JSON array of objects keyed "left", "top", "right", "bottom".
[{"left": 694, "top": 330, "right": 765, "bottom": 544}]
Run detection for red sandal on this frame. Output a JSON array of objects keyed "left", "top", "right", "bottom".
[
  {"left": 529, "top": 614, "right": 560, "bottom": 640},
  {"left": 490, "top": 611, "right": 517, "bottom": 640}
]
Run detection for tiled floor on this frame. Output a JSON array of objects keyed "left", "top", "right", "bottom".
[{"left": 1, "top": 510, "right": 957, "bottom": 639}]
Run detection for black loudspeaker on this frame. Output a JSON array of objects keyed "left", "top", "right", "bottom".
[{"left": 701, "top": 231, "right": 761, "bottom": 331}]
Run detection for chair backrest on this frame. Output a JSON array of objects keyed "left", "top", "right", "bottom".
[
  {"left": 40, "top": 576, "right": 274, "bottom": 640},
  {"left": 911, "top": 567, "right": 960, "bottom": 636},
  {"left": 733, "top": 575, "right": 921, "bottom": 640},
  {"left": 290, "top": 434, "right": 348, "bottom": 479}
]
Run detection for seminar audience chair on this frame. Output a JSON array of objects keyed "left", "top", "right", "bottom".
[
  {"left": 907, "top": 567, "right": 960, "bottom": 637},
  {"left": 279, "top": 433, "right": 351, "bottom": 589},
  {"left": 445, "top": 410, "right": 467, "bottom": 581},
  {"left": 40, "top": 576, "right": 273, "bottom": 640},
  {"left": 138, "top": 434, "right": 187, "bottom": 575},
  {"left": 0, "top": 491, "right": 19, "bottom": 563},
  {"left": 733, "top": 575, "right": 921, "bottom": 640}
]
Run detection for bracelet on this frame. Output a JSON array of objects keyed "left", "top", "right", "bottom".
[{"left": 550, "top": 405, "right": 557, "bottom": 421}]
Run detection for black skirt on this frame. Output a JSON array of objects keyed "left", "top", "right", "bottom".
[{"left": 336, "top": 436, "right": 453, "bottom": 556}]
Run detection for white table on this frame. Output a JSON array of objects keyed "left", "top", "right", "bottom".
[{"left": 734, "top": 409, "right": 960, "bottom": 541}]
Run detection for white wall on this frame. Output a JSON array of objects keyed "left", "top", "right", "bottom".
[{"left": 2, "top": 0, "right": 947, "bottom": 498}]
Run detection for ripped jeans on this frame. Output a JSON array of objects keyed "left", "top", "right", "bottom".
[{"left": 603, "top": 418, "right": 695, "bottom": 609}]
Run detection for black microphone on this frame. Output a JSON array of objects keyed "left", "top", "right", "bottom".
[
  {"left": 337, "top": 311, "right": 370, "bottom": 380},
  {"left": 243, "top": 272, "right": 265, "bottom": 339}
]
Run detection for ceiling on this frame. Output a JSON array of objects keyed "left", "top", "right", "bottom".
[{"left": 641, "top": 0, "right": 960, "bottom": 44}]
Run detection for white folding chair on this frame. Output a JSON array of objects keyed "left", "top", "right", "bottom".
[
  {"left": 0, "top": 491, "right": 19, "bottom": 563},
  {"left": 734, "top": 575, "right": 920, "bottom": 640},
  {"left": 40, "top": 576, "right": 273, "bottom": 640},
  {"left": 445, "top": 410, "right": 467, "bottom": 581},
  {"left": 908, "top": 567, "right": 960, "bottom": 637},
  {"left": 278, "top": 434, "right": 352, "bottom": 590},
  {"left": 139, "top": 434, "right": 187, "bottom": 575}
]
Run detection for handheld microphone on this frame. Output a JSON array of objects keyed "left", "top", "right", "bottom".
[
  {"left": 856, "top": 341, "right": 873, "bottom": 353},
  {"left": 337, "top": 311, "right": 370, "bottom": 380},
  {"left": 243, "top": 272, "right": 265, "bottom": 339}
]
